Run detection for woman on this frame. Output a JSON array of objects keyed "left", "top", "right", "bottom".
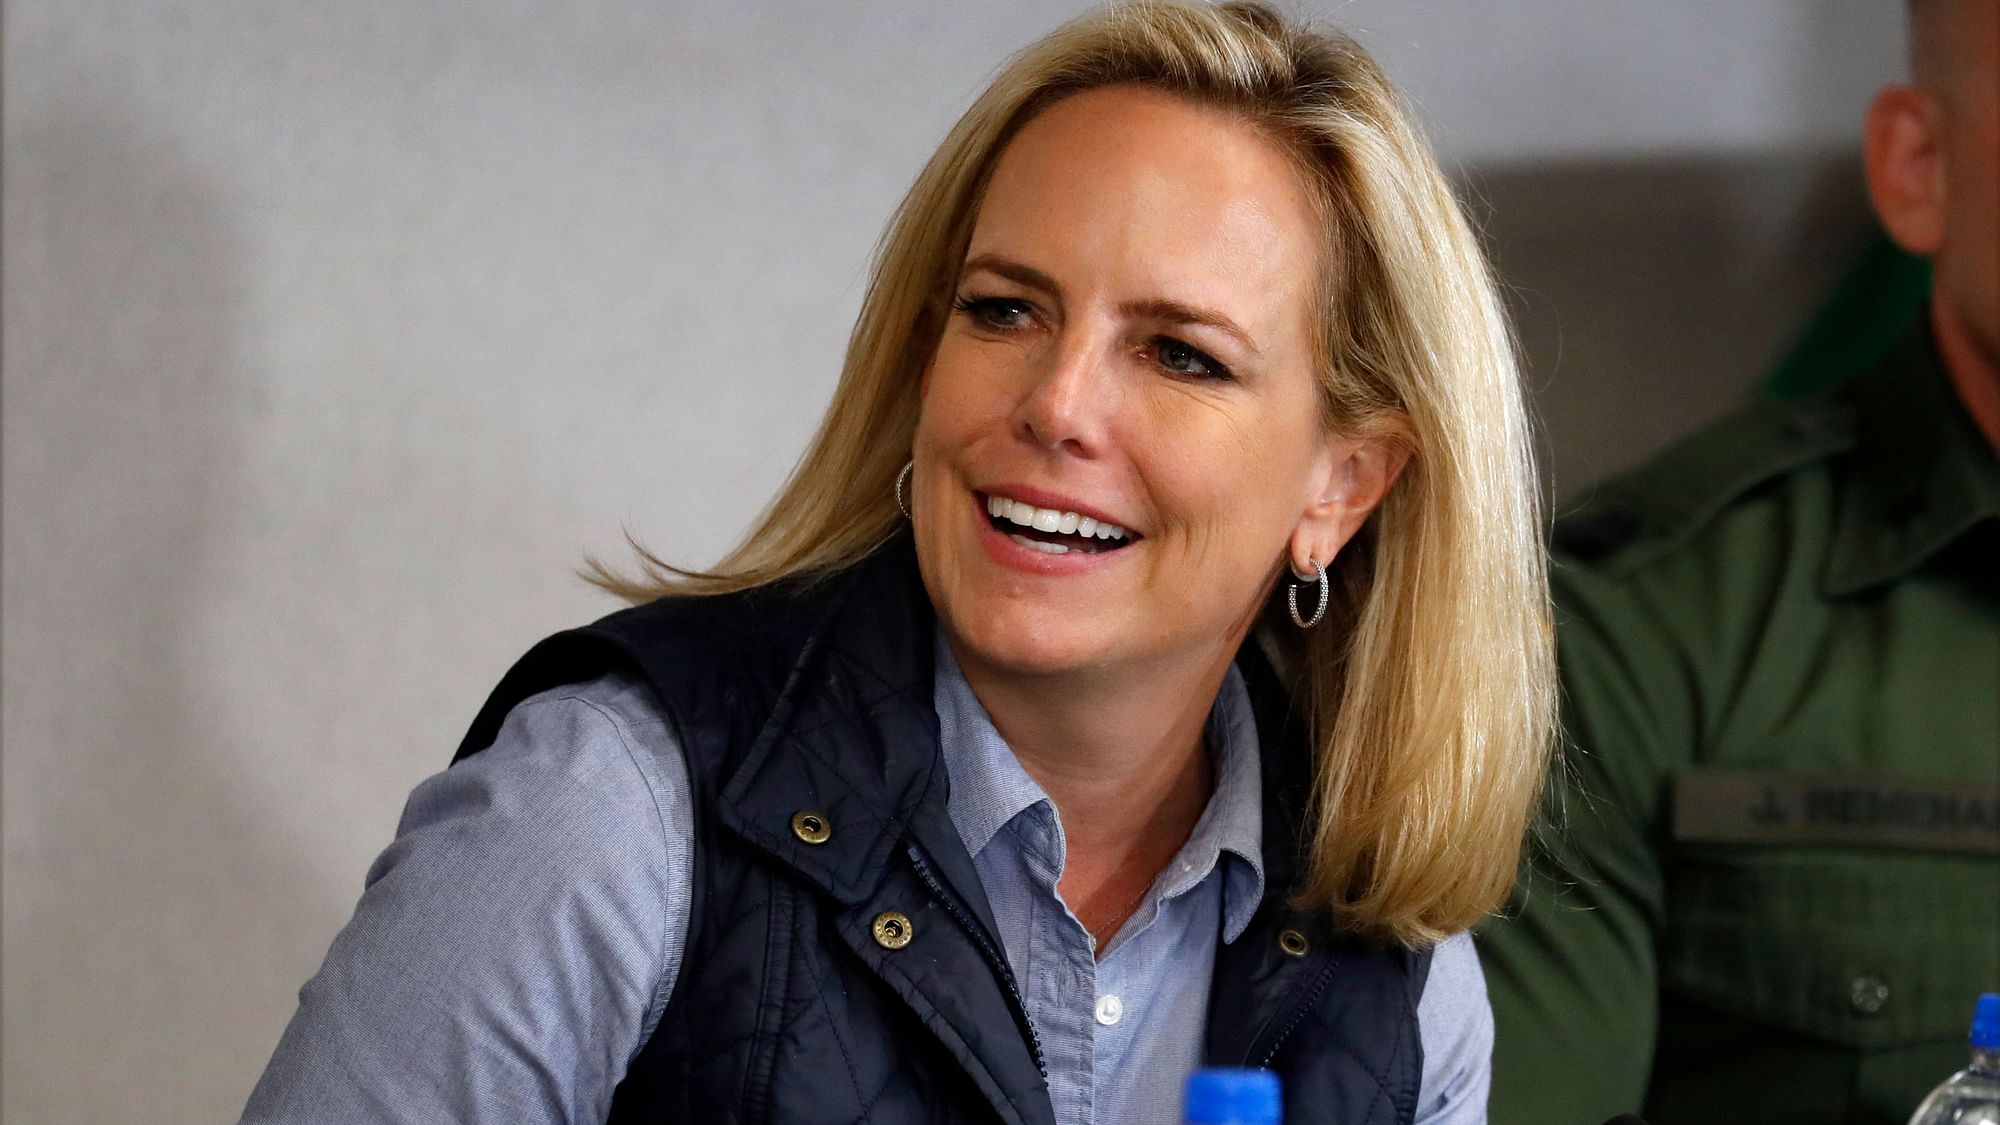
[{"left": 242, "top": 4, "right": 1551, "bottom": 1124}]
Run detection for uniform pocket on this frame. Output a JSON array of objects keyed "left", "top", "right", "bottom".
[{"left": 1662, "top": 842, "right": 1999, "bottom": 1049}]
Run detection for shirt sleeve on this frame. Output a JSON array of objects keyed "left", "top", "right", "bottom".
[
  {"left": 238, "top": 673, "right": 695, "bottom": 1125},
  {"left": 1413, "top": 931, "right": 1493, "bottom": 1124},
  {"left": 1478, "top": 559, "right": 1692, "bottom": 1125}
]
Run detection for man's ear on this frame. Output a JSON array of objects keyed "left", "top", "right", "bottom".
[
  {"left": 1287, "top": 438, "right": 1411, "bottom": 574},
  {"left": 1865, "top": 85, "right": 1948, "bottom": 256}
]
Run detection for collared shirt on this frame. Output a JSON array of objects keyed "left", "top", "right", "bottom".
[
  {"left": 934, "top": 636, "right": 1269, "bottom": 1124},
  {"left": 1481, "top": 321, "right": 2000, "bottom": 1125},
  {"left": 242, "top": 638, "right": 1491, "bottom": 1124}
]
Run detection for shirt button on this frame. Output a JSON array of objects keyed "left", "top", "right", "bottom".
[
  {"left": 1095, "top": 994, "right": 1124, "bottom": 1026},
  {"left": 1849, "top": 974, "right": 1890, "bottom": 1016}
]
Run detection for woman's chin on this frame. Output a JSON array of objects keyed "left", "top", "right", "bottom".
[{"left": 941, "top": 609, "right": 1128, "bottom": 682}]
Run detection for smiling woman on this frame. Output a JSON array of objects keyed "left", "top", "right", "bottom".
[{"left": 241, "top": 4, "right": 1553, "bottom": 1125}]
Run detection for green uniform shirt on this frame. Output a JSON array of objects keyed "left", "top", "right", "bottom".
[{"left": 1481, "top": 320, "right": 2000, "bottom": 1125}]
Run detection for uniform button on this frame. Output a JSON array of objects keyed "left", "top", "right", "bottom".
[
  {"left": 790, "top": 809, "right": 832, "bottom": 845},
  {"left": 1849, "top": 974, "right": 1890, "bottom": 1016},
  {"left": 1094, "top": 994, "right": 1123, "bottom": 1026},
  {"left": 871, "top": 911, "right": 914, "bottom": 950}
]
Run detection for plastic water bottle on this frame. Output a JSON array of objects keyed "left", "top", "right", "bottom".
[
  {"left": 1184, "top": 1067, "right": 1281, "bottom": 1125},
  {"left": 1908, "top": 994, "right": 2000, "bottom": 1125}
]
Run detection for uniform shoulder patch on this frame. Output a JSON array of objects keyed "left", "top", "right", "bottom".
[{"left": 1554, "top": 395, "right": 1854, "bottom": 570}]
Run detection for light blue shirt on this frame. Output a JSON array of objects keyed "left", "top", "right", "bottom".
[
  {"left": 935, "top": 637, "right": 1268, "bottom": 1123},
  {"left": 242, "top": 645, "right": 1491, "bottom": 1123}
]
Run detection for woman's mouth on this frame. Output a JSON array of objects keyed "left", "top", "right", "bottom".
[{"left": 980, "top": 493, "right": 1137, "bottom": 555}]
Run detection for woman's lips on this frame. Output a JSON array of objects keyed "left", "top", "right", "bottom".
[
  {"left": 976, "top": 484, "right": 1136, "bottom": 537},
  {"left": 971, "top": 489, "right": 1137, "bottom": 574},
  {"left": 982, "top": 493, "right": 1133, "bottom": 546}
]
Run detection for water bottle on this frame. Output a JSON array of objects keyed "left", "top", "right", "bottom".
[
  {"left": 1184, "top": 1067, "right": 1281, "bottom": 1125},
  {"left": 1908, "top": 993, "right": 2000, "bottom": 1125}
]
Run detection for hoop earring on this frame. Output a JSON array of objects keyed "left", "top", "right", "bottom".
[
  {"left": 1288, "top": 558, "right": 1328, "bottom": 629},
  {"left": 895, "top": 461, "right": 914, "bottom": 520}
]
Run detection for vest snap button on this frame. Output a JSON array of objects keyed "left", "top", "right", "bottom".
[
  {"left": 872, "top": 911, "right": 914, "bottom": 950},
  {"left": 790, "top": 809, "right": 832, "bottom": 845},
  {"left": 1278, "top": 929, "right": 1310, "bottom": 957}
]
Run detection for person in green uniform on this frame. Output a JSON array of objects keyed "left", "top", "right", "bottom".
[{"left": 1480, "top": 2, "right": 2000, "bottom": 1122}]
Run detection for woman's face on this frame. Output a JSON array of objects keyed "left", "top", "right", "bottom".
[{"left": 913, "top": 85, "right": 1379, "bottom": 684}]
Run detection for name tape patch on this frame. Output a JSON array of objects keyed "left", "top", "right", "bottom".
[{"left": 1673, "top": 769, "right": 2000, "bottom": 854}]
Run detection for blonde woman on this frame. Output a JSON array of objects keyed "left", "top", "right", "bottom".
[{"left": 242, "top": 4, "right": 1552, "bottom": 1123}]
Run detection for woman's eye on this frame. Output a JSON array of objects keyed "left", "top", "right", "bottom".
[
  {"left": 952, "top": 295, "right": 1035, "bottom": 331},
  {"left": 1153, "top": 337, "right": 1232, "bottom": 381}
]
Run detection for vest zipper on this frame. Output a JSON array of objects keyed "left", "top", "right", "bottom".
[
  {"left": 1256, "top": 955, "right": 1337, "bottom": 1068},
  {"left": 906, "top": 845, "right": 1049, "bottom": 1080}
]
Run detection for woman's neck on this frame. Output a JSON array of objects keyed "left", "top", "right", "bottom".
[{"left": 948, "top": 639, "right": 1237, "bottom": 948}]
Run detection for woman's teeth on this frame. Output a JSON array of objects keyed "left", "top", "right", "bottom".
[
  {"left": 1014, "top": 536, "right": 1073, "bottom": 555},
  {"left": 985, "top": 494, "right": 1130, "bottom": 554}
]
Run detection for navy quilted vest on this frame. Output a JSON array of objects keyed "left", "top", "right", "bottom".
[{"left": 456, "top": 536, "right": 1430, "bottom": 1124}]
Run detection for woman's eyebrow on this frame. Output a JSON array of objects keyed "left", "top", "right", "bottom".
[
  {"left": 962, "top": 253, "right": 1262, "bottom": 359},
  {"left": 961, "top": 253, "right": 1062, "bottom": 299},
  {"left": 1119, "top": 297, "right": 1262, "bottom": 360}
]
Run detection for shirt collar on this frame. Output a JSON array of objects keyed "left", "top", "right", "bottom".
[
  {"left": 1166, "top": 662, "right": 1267, "bottom": 943},
  {"left": 933, "top": 634, "right": 1051, "bottom": 863},
  {"left": 932, "top": 632, "right": 1267, "bottom": 943},
  {"left": 1822, "top": 317, "right": 2000, "bottom": 597}
]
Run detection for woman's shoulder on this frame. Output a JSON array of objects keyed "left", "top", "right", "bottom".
[
  {"left": 486, "top": 671, "right": 679, "bottom": 769},
  {"left": 454, "top": 565, "right": 884, "bottom": 766},
  {"left": 413, "top": 671, "right": 689, "bottom": 852},
  {"left": 381, "top": 668, "right": 698, "bottom": 1020},
  {"left": 241, "top": 675, "right": 697, "bottom": 1121}
]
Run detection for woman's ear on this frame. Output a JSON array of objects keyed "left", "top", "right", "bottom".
[
  {"left": 1287, "top": 437, "right": 1411, "bottom": 573},
  {"left": 1865, "top": 85, "right": 1948, "bottom": 256}
]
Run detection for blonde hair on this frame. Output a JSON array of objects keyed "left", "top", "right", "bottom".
[{"left": 595, "top": 0, "right": 1554, "bottom": 947}]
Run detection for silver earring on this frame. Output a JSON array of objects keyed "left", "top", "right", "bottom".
[
  {"left": 1288, "top": 558, "right": 1328, "bottom": 629},
  {"left": 895, "top": 460, "right": 914, "bottom": 520}
]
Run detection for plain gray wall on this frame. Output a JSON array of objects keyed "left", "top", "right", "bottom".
[{"left": 3, "top": 3, "right": 1901, "bottom": 1121}]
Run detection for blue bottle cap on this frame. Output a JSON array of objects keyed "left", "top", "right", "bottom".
[
  {"left": 1184, "top": 1067, "right": 1281, "bottom": 1125},
  {"left": 1971, "top": 993, "right": 2000, "bottom": 1049}
]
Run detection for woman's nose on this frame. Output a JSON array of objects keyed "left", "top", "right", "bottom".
[{"left": 1014, "top": 330, "right": 1117, "bottom": 456}]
